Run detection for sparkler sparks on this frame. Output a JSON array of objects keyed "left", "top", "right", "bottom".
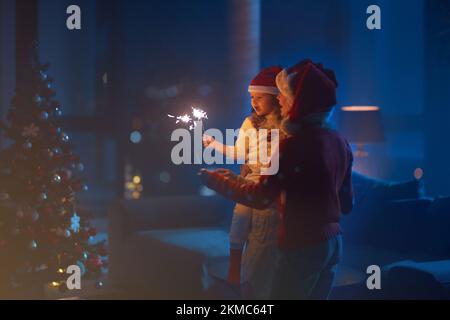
[{"left": 168, "top": 107, "right": 208, "bottom": 131}]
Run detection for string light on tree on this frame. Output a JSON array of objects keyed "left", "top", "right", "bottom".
[{"left": 124, "top": 163, "right": 143, "bottom": 200}]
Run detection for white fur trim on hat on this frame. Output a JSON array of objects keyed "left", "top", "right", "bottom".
[
  {"left": 275, "top": 69, "right": 296, "bottom": 105},
  {"left": 248, "top": 85, "right": 279, "bottom": 95}
]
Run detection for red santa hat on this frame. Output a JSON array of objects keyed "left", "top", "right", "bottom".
[
  {"left": 248, "top": 66, "right": 283, "bottom": 95},
  {"left": 276, "top": 59, "right": 338, "bottom": 122}
]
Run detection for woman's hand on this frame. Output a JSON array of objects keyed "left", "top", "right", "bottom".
[
  {"left": 202, "top": 134, "right": 215, "bottom": 147},
  {"left": 198, "top": 168, "right": 238, "bottom": 185},
  {"left": 214, "top": 168, "right": 238, "bottom": 181}
]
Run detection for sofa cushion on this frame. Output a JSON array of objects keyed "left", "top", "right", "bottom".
[
  {"left": 342, "top": 172, "right": 426, "bottom": 244},
  {"left": 342, "top": 196, "right": 432, "bottom": 250},
  {"left": 351, "top": 171, "right": 425, "bottom": 207},
  {"left": 364, "top": 198, "right": 432, "bottom": 251},
  {"left": 424, "top": 196, "right": 450, "bottom": 257}
]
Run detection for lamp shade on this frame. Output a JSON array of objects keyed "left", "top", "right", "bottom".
[{"left": 338, "top": 106, "right": 384, "bottom": 143}]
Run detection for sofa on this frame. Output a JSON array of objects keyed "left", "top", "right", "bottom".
[
  {"left": 108, "top": 195, "right": 234, "bottom": 299},
  {"left": 108, "top": 172, "right": 450, "bottom": 299}
]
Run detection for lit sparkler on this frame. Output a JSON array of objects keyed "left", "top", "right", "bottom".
[{"left": 168, "top": 107, "right": 208, "bottom": 131}]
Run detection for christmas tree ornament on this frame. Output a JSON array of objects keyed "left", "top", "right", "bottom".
[
  {"left": 98, "top": 246, "right": 107, "bottom": 257},
  {"left": 90, "top": 255, "right": 103, "bottom": 268},
  {"left": 29, "top": 240, "right": 37, "bottom": 250},
  {"left": 60, "top": 133, "right": 69, "bottom": 143},
  {"left": 36, "top": 166, "right": 45, "bottom": 177},
  {"left": 81, "top": 230, "right": 90, "bottom": 240},
  {"left": 55, "top": 228, "right": 64, "bottom": 237},
  {"left": 69, "top": 153, "right": 79, "bottom": 162},
  {"left": 31, "top": 211, "right": 40, "bottom": 222},
  {"left": 72, "top": 180, "right": 82, "bottom": 191},
  {"left": 52, "top": 174, "right": 62, "bottom": 184},
  {"left": 64, "top": 229, "right": 71, "bottom": 238},
  {"left": 52, "top": 147, "right": 62, "bottom": 155},
  {"left": 22, "top": 123, "right": 40, "bottom": 137},
  {"left": 77, "top": 163, "right": 84, "bottom": 172},
  {"left": 82, "top": 184, "right": 89, "bottom": 192},
  {"left": 16, "top": 209, "right": 24, "bottom": 218},
  {"left": 23, "top": 141, "right": 32, "bottom": 150},
  {"left": 53, "top": 107, "right": 62, "bottom": 117},
  {"left": 39, "top": 111, "right": 49, "bottom": 121},
  {"left": 76, "top": 260, "right": 86, "bottom": 276},
  {"left": 95, "top": 281, "right": 104, "bottom": 289},
  {"left": 61, "top": 169, "right": 72, "bottom": 181},
  {"left": 39, "top": 71, "right": 48, "bottom": 80},
  {"left": 88, "top": 227, "right": 97, "bottom": 237},
  {"left": 81, "top": 251, "right": 88, "bottom": 260},
  {"left": 35, "top": 264, "right": 48, "bottom": 272},
  {"left": 0, "top": 192, "right": 10, "bottom": 201},
  {"left": 34, "top": 95, "right": 43, "bottom": 104},
  {"left": 58, "top": 208, "right": 67, "bottom": 216},
  {"left": 46, "top": 148, "right": 54, "bottom": 159},
  {"left": 43, "top": 206, "right": 53, "bottom": 215},
  {"left": 39, "top": 192, "right": 48, "bottom": 201},
  {"left": 70, "top": 213, "right": 80, "bottom": 233},
  {"left": 27, "top": 181, "right": 35, "bottom": 191}
]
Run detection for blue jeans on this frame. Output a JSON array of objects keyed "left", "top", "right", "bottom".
[{"left": 270, "top": 235, "right": 343, "bottom": 300}]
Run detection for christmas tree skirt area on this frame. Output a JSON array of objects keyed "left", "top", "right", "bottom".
[{"left": 44, "top": 273, "right": 123, "bottom": 300}]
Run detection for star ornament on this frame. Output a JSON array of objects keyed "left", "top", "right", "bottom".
[
  {"left": 22, "top": 123, "right": 40, "bottom": 137},
  {"left": 70, "top": 213, "right": 80, "bottom": 233}
]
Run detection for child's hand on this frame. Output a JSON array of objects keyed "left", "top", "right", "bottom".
[{"left": 202, "top": 134, "right": 215, "bottom": 147}]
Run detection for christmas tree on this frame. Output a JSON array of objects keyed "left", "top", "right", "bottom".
[{"left": 0, "top": 50, "right": 106, "bottom": 297}]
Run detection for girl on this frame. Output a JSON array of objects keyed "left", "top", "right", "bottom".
[{"left": 203, "top": 66, "right": 285, "bottom": 299}]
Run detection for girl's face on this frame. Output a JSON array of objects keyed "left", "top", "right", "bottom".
[
  {"left": 277, "top": 93, "right": 293, "bottom": 118},
  {"left": 250, "top": 92, "right": 278, "bottom": 117}
]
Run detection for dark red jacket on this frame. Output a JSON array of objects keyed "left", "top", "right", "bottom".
[{"left": 204, "top": 124, "right": 353, "bottom": 249}]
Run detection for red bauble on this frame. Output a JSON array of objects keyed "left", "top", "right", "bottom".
[
  {"left": 89, "top": 256, "right": 103, "bottom": 268},
  {"left": 27, "top": 181, "right": 35, "bottom": 191},
  {"left": 43, "top": 206, "right": 53, "bottom": 215},
  {"left": 36, "top": 166, "right": 45, "bottom": 177},
  {"left": 46, "top": 233, "right": 58, "bottom": 245},
  {"left": 88, "top": 228, "right": 97, "bottom": 237},
  {"left": 69, "top": 153, "right": 80, "bottom": 162},
  {"left": 81, "top": 230, "right": 90, "bottom": 240},
  {"left": 26, "top": 226, "right": 35, "bottom": 237},
  {"left": 72, "top": 180, "right": 83, "bottom": 192},
  {"left": 74, "top": 243, "right": 84, "bottom": 254},
  {"left": 59, "top": 170, "right": 70, "bottom": 182},
  {"left": 98, "top": 246, "right": 107, "bottom": 256}
]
